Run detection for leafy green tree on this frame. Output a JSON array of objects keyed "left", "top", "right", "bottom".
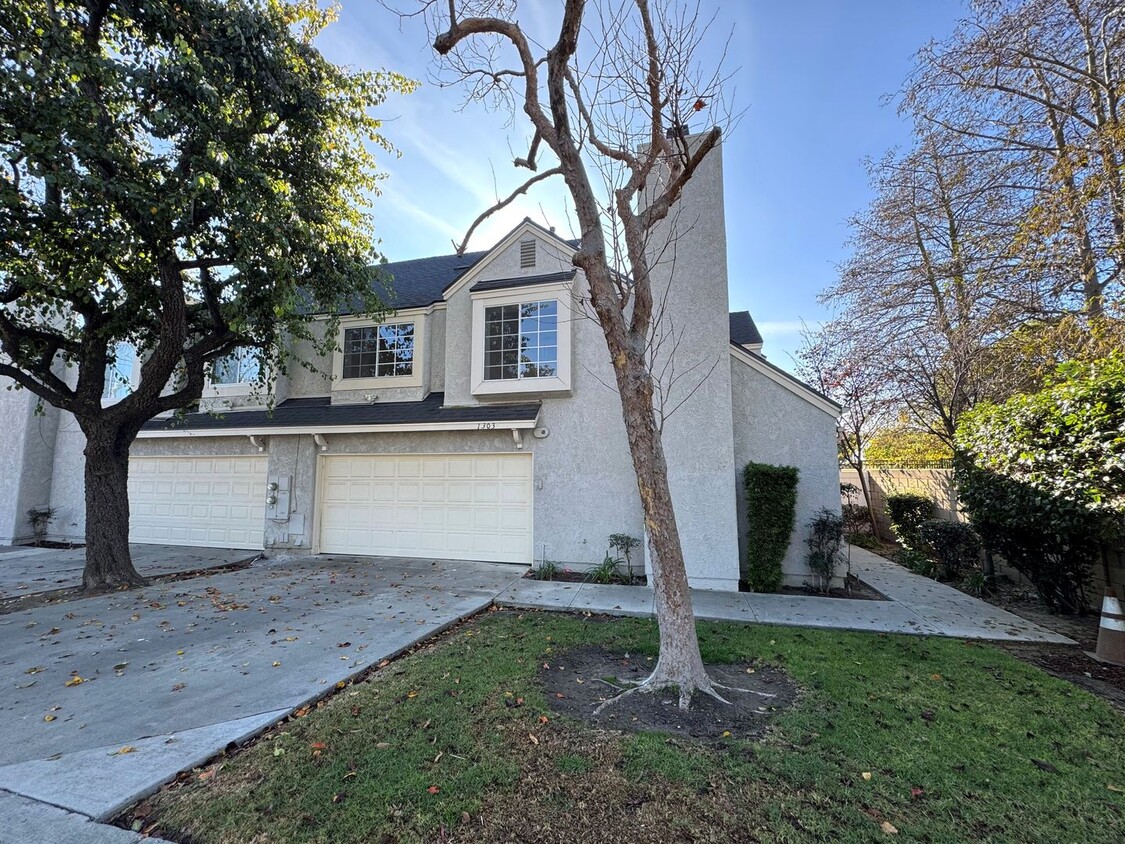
[
  {"left": 955, "top": 356, "right": 1125, "bottom": 612},
  {"left": 865, "top": 428, "right": 952, "bottom": 465},
  {"left": 0, "top": 0, "right": 412, "bottom": 588}
]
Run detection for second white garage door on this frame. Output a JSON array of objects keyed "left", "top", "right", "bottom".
[
  {"left": 318, "top": 453, "right": 533, "bottom": 564},
  {"left": 129, "top": 456, "right": 267, "bottom": 549}
]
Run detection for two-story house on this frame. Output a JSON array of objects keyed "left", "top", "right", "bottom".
[{"left": 0, "top": 138, "right": 841, "bottom": 590}]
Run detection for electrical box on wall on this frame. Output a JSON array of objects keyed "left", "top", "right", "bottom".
[{"left": 266, "top": 474, "right": 292, "bottom": 521}]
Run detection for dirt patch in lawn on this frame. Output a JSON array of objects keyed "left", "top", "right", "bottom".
[
  {"left": 539, "top": 645, "right": 797, "bottom": 742},
  {"left": 949, "top": 578, "right": 1125, "bottom": 710}
]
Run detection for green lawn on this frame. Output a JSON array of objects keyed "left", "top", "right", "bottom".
[{"left": 143, "top": 611, "right": 1125, "bottom": 843}]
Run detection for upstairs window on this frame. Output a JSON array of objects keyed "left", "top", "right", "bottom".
[
  {"left": 342, "top": 323, "right": 414, "bottom": 379},
  {"left": 102, "top": 342, "right": 135, "bottom": 401},
  {"left": 484, "top": 301, "right": 557, "bottom": 381},
  {"left": 519, "top": 239, "right": 536, "bottom": 268},
  {"left": 211, "top": 346, "right": 261, "bottom": 385}
]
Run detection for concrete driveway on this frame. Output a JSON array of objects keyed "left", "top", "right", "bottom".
[
  {"left": 0, "top": 553, "right": 525, "bottom": 838},
  {"left": 0, "top": 544, "right": 257, "bottom": 598}
]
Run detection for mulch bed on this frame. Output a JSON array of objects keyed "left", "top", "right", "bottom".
[
  {"left": 539, "top": 645, "right": 797, "bottom": 742},
  {"left": 966, "top": 578, "right": 1125, "bottom": 710}
]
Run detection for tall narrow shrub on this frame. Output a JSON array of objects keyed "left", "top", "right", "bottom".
[{"left": 743, "top": 463, "right": 800, "bottom": 592}]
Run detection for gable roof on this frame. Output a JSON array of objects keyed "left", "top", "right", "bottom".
[{"left": 729, "top": 311, "right": 763, "bottom": 346}]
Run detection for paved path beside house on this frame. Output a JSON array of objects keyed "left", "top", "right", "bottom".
[
  {"left": 0, "top": 554, "right": 525, "bottom": 843},
  {"left": 499, "top": 545, "right": 1074, "bottom": 645},
  {"left": 0, "top": 544, "right": 257, "bottom": 599}
]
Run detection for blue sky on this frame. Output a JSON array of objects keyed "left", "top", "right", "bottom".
[{"left": 316, "top": 1, "right": 963, "bottom": 372}]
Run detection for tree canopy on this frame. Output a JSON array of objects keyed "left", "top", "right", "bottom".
[
  {"left": 0, "top": 0, "right": 413, "bottom": 587},
  {"left": 0, "top": 0, "right": 412, "bottom": 416}
]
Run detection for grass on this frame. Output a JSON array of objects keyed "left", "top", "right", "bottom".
[{"left": 144, "top": 611, "right": 1125, "bottom": 843}]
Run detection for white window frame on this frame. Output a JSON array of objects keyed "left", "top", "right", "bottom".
[
  {"left": 206, "top": 346, "right": 262, "bottom": 396},
  {"left": 470, "top": 283, "right": 572, "bottom": 396},
  {"left": 332, "top": 313, "right": 424, "bottom": 391}
]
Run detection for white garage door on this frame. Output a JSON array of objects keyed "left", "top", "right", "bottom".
[
  {"left": 129, "top": 456, "right": 267, "bottom": 550},
  {"left": 318, "top": 453, "right": 533, "bottom": 564}
]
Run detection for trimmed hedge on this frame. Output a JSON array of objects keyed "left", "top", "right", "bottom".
[
  {"left": 743, "top": 462, "right": 799, "bottom": 592},
  {"left": 955, "top": 356, "right": 1125, "bottom": 613}
]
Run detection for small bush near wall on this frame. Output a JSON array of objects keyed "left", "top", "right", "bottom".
[
  {"left": 743, "top": 462, "right": 799, "bottom": 592},
  {"left": 917, "top": 519, "right": 981, "bottom": 581},
  {"left": 885, "top": 493, "right": 933, "bottom": 550},
  {"left": 806, "top": 508, "right": 844, "bottom": 593}
]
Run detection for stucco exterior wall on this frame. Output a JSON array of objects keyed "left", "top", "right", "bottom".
[
  {"left": 730, "top": 356, "right": 842, "bottom": 587},
  {"left": 639, "top": 136, "right": 741, "bottom": 591},
  {"left": 0, "top": 382, "right": 59, "bottom": 544}
]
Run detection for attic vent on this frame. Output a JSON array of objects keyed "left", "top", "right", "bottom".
[{"left": 520, "top": 239, "right": 536, "bottom": 268}]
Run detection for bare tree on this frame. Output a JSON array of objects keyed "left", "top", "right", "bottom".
[
  {"left": 797, "top": 322, "right": 894, "bottom": 536},
  {"left": 418, "top": 0, "right": 740, "bottom": 708},
  {"left": 904, "top": 0, "right": 1125, "bottom": 320},
  {"left": 830, "top": 135, "right": 1027, "bottom": 444}
]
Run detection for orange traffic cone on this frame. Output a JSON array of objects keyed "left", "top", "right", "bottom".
[{"left": 1094, "top": 589, "right": 1125, "bottom": 666}]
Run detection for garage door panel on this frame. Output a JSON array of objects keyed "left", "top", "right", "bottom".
[
  {"left": 129, "top": 455, "right": 266, "bottom": 550},
  {"left": 319, "top": 453, "right": 532, "bottom": 564}
]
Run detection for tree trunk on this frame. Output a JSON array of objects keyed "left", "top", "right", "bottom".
[
  {"left": 854, "top": 461, "right": 880, "bottom": 538},
  {"left": 81, "top": 422, "right": 147, "bottom": 590},
  {"left": 615, "top": 353, "right": 716, "bottom": 708}
]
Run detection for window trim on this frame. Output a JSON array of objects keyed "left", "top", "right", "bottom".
[
  {"left": 207, "top": 346, "right": 262, "bottom": 391},
  {"left": 470, "top": 283, "right": 572, "bottom": 396},
  {"left": 332, "top": 313, "right": 424, "bottom": 391}
]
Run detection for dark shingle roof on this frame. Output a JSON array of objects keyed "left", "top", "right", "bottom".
[
  {"left": 729, "top": 311, "right": 764, "bottom": 346},
  {"left": 141, "top": 392, "right": 540, "bottom": 432},
  {"left": 469, "top": 270, "right": 576, "bottom": 293},
  {"left": 338, "top": 251, "right": 489, "bottom": 314}
]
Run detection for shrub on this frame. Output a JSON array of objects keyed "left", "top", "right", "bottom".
[
  {"left": 885, "top": 493, "right": 933, "bottom": 549},
  {"left": 955, "top": 356, "right": 1125, "bottom": 613},
  {"left": 608, "top": 533, "right": 642, "bottom": 582},
  {"left": 26, "top": 506, "right": 55, "bottom": 547},
  {"left": 841, "top": 503, "right": 872, "bottom": 535},
  {"left": 743, "top": 462, "right": 799, "bottom": 592},
  {"left": 917, "top": 519, "right": 981, "bottom": 581},
  {"left": 846, "top": 532, "right": 879, "bottom": 551},
  {"left": 533, "top": 560, "right": 561, "bottom": 581},
  {"left": 586, "top": 554, "right": 622, "bottom": 585},
  {"left": 894, "top": 548, "right": 937, "bottom": 579},
  {"left": 805, "top": 508, "right": 844, "bottom": 593}
]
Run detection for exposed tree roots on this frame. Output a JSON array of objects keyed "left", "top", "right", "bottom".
[{"left": 592, "top": 668, "right": 777, "bottom": 715}]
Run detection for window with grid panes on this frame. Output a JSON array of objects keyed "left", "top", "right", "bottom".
[
  {"left": 342, "top": 323, "right": 414, "bottom": 379},
  {"left": 483, "top": 300, "right": 557, "bottom": 380}
]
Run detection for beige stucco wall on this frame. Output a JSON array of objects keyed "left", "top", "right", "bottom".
[{"left": 731, "top": 357, "right": 842, "bottom": 587}]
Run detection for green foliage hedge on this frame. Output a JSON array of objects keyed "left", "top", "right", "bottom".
[
  {"left": 885, "top": 493, "right": 933, "bottom": 549},
  {"left": 917, "top": 519, "right": 981, "bottom": 581},
  {"left": 743, "top": 462, "right": 799, "bottom": 592},
  {"left": 955, "top": 356, "right": 1125, "bottom": 613}
]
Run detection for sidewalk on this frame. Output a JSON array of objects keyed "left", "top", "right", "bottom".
[{"left": 498, "top": 545, "right": 1074, "bottom": 644}]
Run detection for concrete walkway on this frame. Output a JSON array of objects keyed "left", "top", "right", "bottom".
[
  {"left": 0, "top": 554, "right": 525, "bottom": 842},
  {"left": 499, "top": 545, "right": 1074, "bottom": 645},
  {"left": 0, "top": 544, "right": 258, "bottom": 599}
]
